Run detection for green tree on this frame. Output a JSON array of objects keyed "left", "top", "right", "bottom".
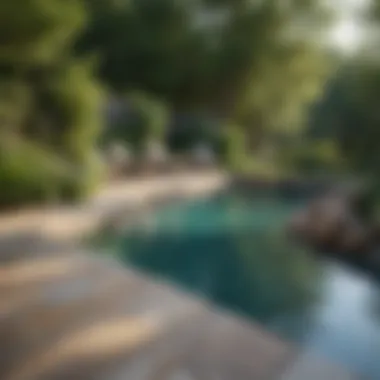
[
  {"left": 0, "top": 0, "right": 85, "bottom": 66},
  {"left": 0, "top": 0, "right": 103, "bottom": 207},
  {"left": 306, "top": 62, "right": 380, "bottom": 179},
  {"left": 77, "top": 0, "right": 332, "bottom": 128},
  {"left": 216, "top": 124, "right": 247, "bottom": 170}
]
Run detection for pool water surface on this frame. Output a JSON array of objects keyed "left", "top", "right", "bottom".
[{"left": 105, "top": 193, "right": 380, "bottom": 379}]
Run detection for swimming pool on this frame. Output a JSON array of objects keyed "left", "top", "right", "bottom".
[{"left": 104, "top": 192, "right": 380, "bottom": 379}]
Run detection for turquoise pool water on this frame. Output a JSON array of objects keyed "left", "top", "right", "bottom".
[{"left": 107, "top": 192, "right": 380, "bottom": 379}]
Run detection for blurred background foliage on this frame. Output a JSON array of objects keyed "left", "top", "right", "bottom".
[
  {"left": 0, "top": 0, "right": 104, "bottom": 207},
  {"left": 104, "top": 92, "right": 170, "bottom": 154},
  {"left": 1, "top": 0, "right": 380, "bottom": 211}
]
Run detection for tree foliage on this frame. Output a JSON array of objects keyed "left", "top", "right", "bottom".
[
  {"left": 333, "top": 63, "right": 380, "bottom": 183},
  {"left": 0, "top": 0, "right": 86, "bottom": 66},
  {"left": 77, "top": 0, "right": 332, "bottom": 132},
  {"left": 0, "top": 0, "right": 103, "bottom": 208},
  {"left": 106, "top": 92, "right": 169, "bottom": 153}
]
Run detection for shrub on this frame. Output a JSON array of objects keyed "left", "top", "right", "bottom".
[
  {"left": 38, "top": 60, "right": 104, "bottom": 160},
  {"left": 0, "top": 137, "right": 104, "bottom": 209},
  {"left": 40, "top": 60, "right": 105, "bottom": 199},
  {"left": 0, "top": 136, "right": 70, "bottom": 208},
  {"left": 215, "top": 124, "right": 247, "bottom": 170},
  {"left": 0, "top": 63, "right": 105, "bottom": 209},
  {"left": 280, "top": 139, "right": 344, "bottom": 176},
  {"left": 0, "top": 1, "right": 104, "bottom": 208},
  {"left": 0, "top": 79, "right": 33, "bottom": 134},
  {"left": 59, "top": 150, "right": 105, "bottom": 202}
]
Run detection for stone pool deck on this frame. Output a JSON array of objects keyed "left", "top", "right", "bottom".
[{"left": 0, "top": 172, "right": 363, "bottom": 380}]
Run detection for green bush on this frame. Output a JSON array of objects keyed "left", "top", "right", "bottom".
[
  {"left": 37, "top": 60, "right": 104, "bottom": 159},
  {"left": 215, "top": 124, "right": 247, "bottom": 170},
  {"left": 280, "top": 139, "right": 344, "bottom": 176},
  {"left": 0, "top": 61, "right": 105, "bottom": 209},
  {"left": 0, "top": 1, "right": 104, "bottom": 209},
  {"left": 60, "top": 150, "right": 105, "bottom": 202},
  {"left": 41, "top": 60, "right": 105, "bottom": 200},
  {"left": 0, "top": 137, "right": 69, "bottom": 208},
  {"left": 0, "top": 79, "right": 33, "bottom": 134},
  {"left": 0, "top": 135, "right": 104, "bottom": 209}
]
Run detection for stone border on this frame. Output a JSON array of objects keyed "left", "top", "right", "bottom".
[{"left": 0, "top": 171, "right": 230, "bottom": 243}]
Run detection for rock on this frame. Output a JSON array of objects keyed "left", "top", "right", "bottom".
[
  {"left": 289, "top": 196, "right": 344, "bottom": 245},
  {"left": 287, "top": 192, "right": 375, "bottom": 254}
]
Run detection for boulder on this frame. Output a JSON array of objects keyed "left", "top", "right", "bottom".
[{"left": 287, "top": 192, "right": 374, "bottom": 254}]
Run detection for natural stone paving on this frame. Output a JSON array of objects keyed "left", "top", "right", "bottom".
[
  {"left": 0, "top": 172, "right": 229, "bottom": 243},
  {"left": 0, "top": 174, "right": 364, "bottom": 380},
  {"left": 0, "top": 249, "right": 293, "bottom": 380},
  {"left": 0, "top": 244, "right": 363, "bottom": 380}
]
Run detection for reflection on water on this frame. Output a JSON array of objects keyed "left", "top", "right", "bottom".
[
  {"left": 302, "top": 262, "right": 380, "bottom": 379},
  {"left": 109, "top": 193, "right": 380, "bottom": 379}
]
